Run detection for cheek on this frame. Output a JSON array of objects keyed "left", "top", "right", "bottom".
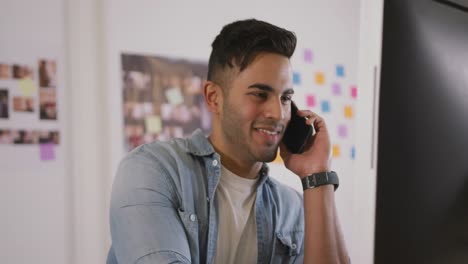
[{"left": 240, "top": 105, "right": 261, "bottom": 122}]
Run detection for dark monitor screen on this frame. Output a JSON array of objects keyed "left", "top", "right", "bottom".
[{"left": 375, "top": 0, "right": 468, "bottom": 263}]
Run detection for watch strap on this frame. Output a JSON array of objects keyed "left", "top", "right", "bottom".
[{"left": 301, "top": 171, "right": 339, "bottom": 191}]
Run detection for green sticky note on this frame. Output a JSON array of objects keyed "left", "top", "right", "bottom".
[
  {"left": 19, "top": 78, "right": 36, "bottom": 96},
  {"left": 145, "top": 115, "right": 162, "bottom": 133},
  {"left": 165, "top": 87, "right": 184, "bottom": 105}
]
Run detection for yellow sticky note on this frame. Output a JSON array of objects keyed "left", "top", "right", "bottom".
[
  {"left": 19, "top": 78, "right": 36, "bottom": 96},
  {"left": 165, "top": 87, "right": 184, "bottom": 105},
  {"left": 315, "top": 72, "right": 325, "bottom": 85},
  {"left": 332, "top": 144, "right": 341, "bottom": 158},
  {"left": 344, "top": 105, "right": 354, "bottom": 119},
  {"left": 145, "top": 116, "right": 162, "bottom": 133}
]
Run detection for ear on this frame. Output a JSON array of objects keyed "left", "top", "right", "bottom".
[{"left": 203, "top": 80, "right": 223, "bottom": 114}]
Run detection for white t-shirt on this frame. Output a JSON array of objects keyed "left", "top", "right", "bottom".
[{"left": 214, "top": 165, "right": 258, "bottom": 264}]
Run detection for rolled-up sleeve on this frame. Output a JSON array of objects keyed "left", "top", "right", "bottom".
[{"left": 109, "top": 152, "right": 191, "bottom": 264}]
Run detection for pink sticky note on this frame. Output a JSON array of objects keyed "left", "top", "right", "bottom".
[
  {"left": 332, "top": 83, "right": 341, "bottom": 95},
  {"left": 40, "top": 143, "right": 55, "bottom": 161},
  {"left": 304, "top": 49, "right": 313, "bottom": 63},
  {"left": 338, "top": 125, "right": 348, "bottom": 138},
  {"left": 306, "top": 95, "right": 316, "bottom": 107},
  {"left": 351, "top": 86, "right": 357, "bottom": 99}
]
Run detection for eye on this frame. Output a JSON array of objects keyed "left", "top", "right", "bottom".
[
  {"left": 250, "top": 92, "right": 268, "bottom": 99},
  {"left": 281, "top": 94, "right": 293, "bottom": 104}
]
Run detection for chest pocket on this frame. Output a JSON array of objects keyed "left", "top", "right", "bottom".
[{"left": 272, "top": 230, "right": 304, "bottom": 264}]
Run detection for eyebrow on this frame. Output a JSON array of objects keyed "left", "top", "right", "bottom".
[{"left": 248, "top": 83, "right": 295, "bottom": 95}]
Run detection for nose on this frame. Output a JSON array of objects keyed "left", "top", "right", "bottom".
[{"left": 264, "top": 97, "right": 286, "bottom": 121}]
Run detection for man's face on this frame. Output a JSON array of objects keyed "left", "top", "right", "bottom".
[{"left": 220, "top": 53, "right": 293, "bottom": 163}]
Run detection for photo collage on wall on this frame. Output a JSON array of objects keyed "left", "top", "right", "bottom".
[
  {"left": 121, "top": 53, "right": 210, "bottom": 152},
  {"left": 0, "top": 59, "right": 60, "bottom": 160}
]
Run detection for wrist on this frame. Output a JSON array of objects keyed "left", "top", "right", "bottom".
[{"left": 297, "top": 166, "right": 330, "bottom": 179}]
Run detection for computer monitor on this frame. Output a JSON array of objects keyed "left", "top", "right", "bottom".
[{"left": 375, "top": 0, "right": 468, "bottom": 263}]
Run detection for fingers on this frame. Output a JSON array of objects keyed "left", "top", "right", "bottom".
[{"left": 296, "top": 109, "right": 328, "bottom": 131}]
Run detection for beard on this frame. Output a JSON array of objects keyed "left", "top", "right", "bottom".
[{"left": 221, "top": 98, "right": 280, "bottom": 163}]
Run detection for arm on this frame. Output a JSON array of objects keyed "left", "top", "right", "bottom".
[
  {"left": 109, "top": 153, "right": 191, "bottom": 264},
  {"left": 280, "top": 110, "right": 349, "bottom": 264}
]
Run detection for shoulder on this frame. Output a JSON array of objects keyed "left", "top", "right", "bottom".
[
  {"left": 113, "top": 138, "right": 192, "bottom": 191},
  {"left": 120, "top": 137, "right": 191, "bottom": 169},
  {"left": 111, "top": 138, "right": 192, "bottom": 208}
]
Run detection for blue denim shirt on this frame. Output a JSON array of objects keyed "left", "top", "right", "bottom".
[{"left": 107, "top": 129, "right": 305, "bottom": 264}]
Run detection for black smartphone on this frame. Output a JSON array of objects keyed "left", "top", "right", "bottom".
[{"left": 282, "top": 101, "right": 313, "bottom": 154}]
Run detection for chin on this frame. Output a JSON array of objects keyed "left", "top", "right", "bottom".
[{"left": 255, "top": 148, "right": 278, "bottom": 163}]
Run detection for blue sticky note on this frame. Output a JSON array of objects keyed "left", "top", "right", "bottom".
[
  {"left": 293, "top": 72, "right": 301, "bottom": 85},
  {"left": 321, "top": 100, "right": 330, "bottom": 113},
  {"left": 336, "top": 65, "right": 345, "bottom": 77},
  {"left": 351, "top": 146, "right": 356, "bottom": 160}
]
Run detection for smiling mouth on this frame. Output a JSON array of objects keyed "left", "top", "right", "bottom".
[{"left": 257, "top": 128, "right": 280, "bottom": 135}]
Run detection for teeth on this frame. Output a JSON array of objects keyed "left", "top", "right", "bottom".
[{"left": 259, "top": 129, "right": 278, "bottom": 135}]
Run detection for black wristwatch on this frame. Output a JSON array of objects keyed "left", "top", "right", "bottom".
[{"left": 301, "top": 171, "right": 339, "bottom": 191}]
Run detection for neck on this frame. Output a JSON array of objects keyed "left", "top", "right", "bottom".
[{"left": 208, "top": 134, "right": 262, "bottom": 179}]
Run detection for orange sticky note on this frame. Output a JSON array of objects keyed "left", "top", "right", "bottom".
[
  {"left": 273, "top": 149, "right": 283, "bottom": 163},
  {"left": 332, "top": 144, "right": 341, "bottom": 157},
  {"left": 315, "top": 72, "right": 325, "bottom": 85},
  {"left": 344, "top": 105, "right": 353, "bottom": 119}
]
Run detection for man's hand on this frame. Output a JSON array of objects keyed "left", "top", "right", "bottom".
[
  {"left": 280, "top": 109, "right": 332, "bottom": 178},
  {"left": 280, "top": 109, "right": 349, "bottom": 263}
]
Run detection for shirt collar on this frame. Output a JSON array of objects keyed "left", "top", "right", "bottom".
[
  {"left": 183, "top": 129, "right": 216, "bottom": 156},
  {"left": 184, "top": 129, "right": 276, "bottom": 186}
]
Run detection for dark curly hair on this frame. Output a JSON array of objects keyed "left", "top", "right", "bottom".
[{"left": 207, "top": 19, "right": 297, "bottom": 87}]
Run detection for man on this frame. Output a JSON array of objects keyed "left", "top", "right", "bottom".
[{"left": 108, "top": 19, "right": 348, "bottom": 263}]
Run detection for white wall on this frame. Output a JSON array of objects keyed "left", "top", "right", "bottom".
[
  {"left": 352, "top": 0, "right": 384, "bottom": 263},
  {"left": 0, "top": 0, "right": 70, "bottom": 263}
]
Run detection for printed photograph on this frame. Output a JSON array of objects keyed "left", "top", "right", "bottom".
[
  {"left": 38, "top": 59, "right": 57, "bottom": 88},
  {"left": 0, "top": 130, "right": 59, "bottom": 145},
  {"left": 121, "top": 53, "right": 210, "bottom": 151},
  {"left": 0, "top": 63, "right": 11, "bottom": 79},
  {"left": 0, "top": 89, "right": 9, "bottom": 118},
  {"left": 12, "top": 64, "right": 34, "bottom": 79},
  {"left": 13, "top": 96, "right": 34, "bottom": 112},
  {"left": 0, "top": 129, "right": 13, "bottom": 144},
  {"left": 39, "top": 89, "right": 57, "bottom": 120},
  {"left": 12, "top": 130, "right": 39, "bottom": 144},
  {"left": 38, "top": 130, "right": 60, "bottom": 144}
]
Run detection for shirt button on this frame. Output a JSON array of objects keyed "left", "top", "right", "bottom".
[
  {"left": 189, "top": 214, "right": 196, "bottom": 222},
  {"left": 291, "top": 243, "right": 297, "bottom": 249},
  {"left": 212, "top": 160, "right": 218, "bottom": 167}
]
